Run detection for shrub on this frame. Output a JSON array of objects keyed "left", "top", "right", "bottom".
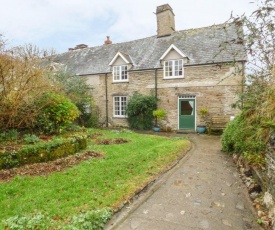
[
  {"left": 126, "top": 93, "right": 157, "bottom": 130},
  {"left": 53, "top": 72, "right": 99, "bottom": 128},
  {"left": 0, "top": 129, "right": 18, "bottom": 142},
  {"left": 2, "top": 212, "right": 53, "bottom": 230},
  {"left": 23, "top": 134, "right": 41, "bottom": 144},
  {"left": 221, "top": 115, "right": 266, "bottom": 165},
  {"left": 76, "top": 99, "right": 100, "bottom": 128},
  {"left": 35, "top": 92, "right": 80, "bottom": 134},
  {"left": 221, "top": 115, "right": 244, "bottom": 153},
  {"left": 67, "top": 208, "right": 112, "bottom": 230},
  {"left": 0, "top": 134, "right": 87, "bottom": 169},
  {"left": 153, "top": 109, "right": 167, "bottom": 127}
]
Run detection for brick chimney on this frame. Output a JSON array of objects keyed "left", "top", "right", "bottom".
[
  {"left": 156, "top": 4, "right": 175, "bottom": 37},
  {"left": 104, "top": 36, "right": 112, "bottom": 45}
]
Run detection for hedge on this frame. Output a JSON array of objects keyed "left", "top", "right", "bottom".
[{"left": 0, "top": 135, "right": 87, "bottom": 169}]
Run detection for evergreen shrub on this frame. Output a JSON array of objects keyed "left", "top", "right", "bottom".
[
  {"left": 0, "top": 135, "right": 87, "bottom": 169},
  {"left": 126, "top": 93, "right": 157, "bottom": 130}
]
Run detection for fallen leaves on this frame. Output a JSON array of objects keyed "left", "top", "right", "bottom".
[
  {"left": 0, "top": 150, "right": 103, "bottom": 183},
  {"left": 95, "top": 138, "right": 130, "bottom": 145}
]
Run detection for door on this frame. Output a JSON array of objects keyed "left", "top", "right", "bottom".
[{"left": 179, "top": 99, "right": 195, "bottom": 130}]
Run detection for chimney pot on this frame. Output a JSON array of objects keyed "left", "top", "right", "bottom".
[
  {"left": 104, "top": 36, "right": 112, "bottom": 45},
  {"left": 75, "top": 44, "right": 88, "bottom": 49}
]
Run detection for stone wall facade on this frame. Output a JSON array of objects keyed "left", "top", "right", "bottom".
[
  {"left": 267, "top": 133, "right": 275, "bottom": 196},
  {"left": 264, "top": 133, "right": 275, "bottom": 229},
  {"left": 86, "top": 63, "right": 243, "bottom": 130}
]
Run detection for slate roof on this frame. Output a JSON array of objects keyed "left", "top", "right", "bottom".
[{"left": 49, "top": 23, "right": 246, "bottom": 76}]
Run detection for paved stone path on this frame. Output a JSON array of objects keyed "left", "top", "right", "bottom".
[{"left": 106, "top": 134, "right": 261, "bottom": 230}]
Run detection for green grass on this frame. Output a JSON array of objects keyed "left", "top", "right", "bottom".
[{"left": 0, "top": 129, "right": 190, "bottom": 229}]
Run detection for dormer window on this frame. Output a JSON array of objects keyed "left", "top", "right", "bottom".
[
  {"left": 113, "top": 65, "right": 128, "bottom": 82},
  {"left": 109, "top": 51, "right": 133, "bottom": 83},
  {"left": 160, "top": 44, "right": 188, "bottom": 79},
  {"left": 164, "top": 59, "right": 183, "bottom": 78}
]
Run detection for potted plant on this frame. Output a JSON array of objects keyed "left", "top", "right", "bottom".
[
  {"left": 197, "top": 108, "right": 209, "bottom": 133},
  {"left": 153, "top": 109, "right": 167, "bottom": 132}
]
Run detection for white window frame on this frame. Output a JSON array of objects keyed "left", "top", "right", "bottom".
[
  {"left": 113, "top": 96, "right": 127, "bottom": 118},
  {"left": 113, "top": 65, "right": 128, "bottom": 82},
  {"left": 163, "top": 59, "right": 184, "bottom": 79}
]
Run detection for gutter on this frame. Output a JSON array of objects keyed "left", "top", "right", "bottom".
[{"left": 77, "top": 61, "right": 246, "bottom": 77}]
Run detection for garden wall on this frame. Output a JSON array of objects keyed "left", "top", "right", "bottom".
[
  {"left": 264, "top": 132, "right": 275, "bottom": 229},
  {"left": 266, "top": 133, "right": 275, "bottom": 196}
]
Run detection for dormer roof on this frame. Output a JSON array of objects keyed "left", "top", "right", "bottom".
[
  {"left": 109, "top": 51, "right": 133, "bottom": 66},
  {"left": 159, "top": 44, "right": 188, "bottom": 61}
]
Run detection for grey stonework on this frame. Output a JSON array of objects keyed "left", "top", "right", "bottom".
[{"left": 86, "top": 64, "right": 242, "bottom": 130}]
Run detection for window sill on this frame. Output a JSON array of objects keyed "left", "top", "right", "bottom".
[
  {"left": 112, "top": 81, "right": 129, "bottom": 84},
  {"left": 163, "top": 76, "right": 184, "bottom": 80},
  {"left": 113, "top": 116, "right": 127, "bottom": 119}
]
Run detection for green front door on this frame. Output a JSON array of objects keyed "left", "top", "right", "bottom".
[{"left": 179, "top": 99, "right": 196, "bottom": 130}]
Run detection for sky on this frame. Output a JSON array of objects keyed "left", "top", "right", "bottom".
[{"left": 0, "top": 0, "right": 257, "bottom": 54}]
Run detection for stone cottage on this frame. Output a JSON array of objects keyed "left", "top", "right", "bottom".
[{"left": 50, "top": 4, "right": 246, "bottom": 131}]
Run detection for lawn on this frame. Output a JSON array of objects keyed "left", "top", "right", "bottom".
[{"left": 0, "top": 129, "right": 191, "bottom": 229}]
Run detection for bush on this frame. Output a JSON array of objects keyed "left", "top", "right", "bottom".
[
  {"left": 35, "top": 92, "right": 80, "bottom": 134},
  {"left": 2, "top": 212, "right": 53, "bottom": 230},
  {"left": 0, "top": 129, "right": 18, "bottom": 142},
  {"left": 23, "top": 134, "right": 41, "bottom": 144},
  {"left": 66, "top": 208, "right": 112, "bottom": 230},
  {"left": 221, "top": 115, "right": 266, "bottom": 163},
  {"left": 221, "top": 115, "right": 244, "bottom": 153},
  {"left": 0, "top": 134, "right": 87, "bottom": 169},
  {"left": 76, "top": 99, "right": 100, "bottom": 128},
  {"left": 126, "top": 94, "right": 157, "bottom": 130},
  {"left": 53, "top": 72, "right": 99, "bottom": 128}
]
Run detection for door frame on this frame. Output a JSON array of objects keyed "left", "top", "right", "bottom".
[{"left": 178, "top": 95, "right": 196, "bottom": 130}]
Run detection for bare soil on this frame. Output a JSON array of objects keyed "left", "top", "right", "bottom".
[{"left": 0, "top": 150, "right": 103, "bottom": 183}]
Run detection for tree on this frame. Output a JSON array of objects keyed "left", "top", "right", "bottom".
[
  {"left": 52, "top": 71, "right": 99, "bottom": 127},
  {"left": 0, "top": 37, "right": 61, "bottom": 130},
  {"left": 221, "top": 0, "right": 275, "bottom": 165}
]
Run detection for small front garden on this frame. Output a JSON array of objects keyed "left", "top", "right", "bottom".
[{"left": 0, "top": 128, "right": 191, "bottom": 229}]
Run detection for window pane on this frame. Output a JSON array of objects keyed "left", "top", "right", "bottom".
[
  {"left": 181, "top": 101, "right": 194, "bottom": 115},
  {"left": 178, "top": 60, "right": 183, "bottom": 76},
  {"left": 114, "top": 96, "right": 127, "bottom": 116},
  {"left": 164, "top": 59, "right": 183, "bottom": 78},
  {"left": 114, "top": 97, "right": 119, "bottom": 115},
  {"left": 121, "top": 97, "right": 127, "bottom": 115},
  {"left": 113, "top": 66, "right": 120, "bottom": 81},
  {"left": 121, "top": 66, "right": 128, "bottom": 80}
]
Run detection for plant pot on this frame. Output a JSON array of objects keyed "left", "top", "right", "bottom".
[
  {"left": 197, "top": 125, "right": 206, "bottom": 134},
  {"left": 153, "top": 127, "right": 160, "bottom": 132}
]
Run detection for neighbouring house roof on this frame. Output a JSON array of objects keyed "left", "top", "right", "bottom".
[{"left": 49, "top": 23, "right": 246, "bottom": 76}]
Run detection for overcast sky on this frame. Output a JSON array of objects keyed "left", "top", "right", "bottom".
[{"left": 0, "top": 0, "right": 257, "bottom": 54}]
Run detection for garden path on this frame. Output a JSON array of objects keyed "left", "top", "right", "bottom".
[{"left": 105, "top": 133, "right": 261, "bottom": 230}]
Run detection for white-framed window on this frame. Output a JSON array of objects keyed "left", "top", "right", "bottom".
[
  {"left": 113, "top": 96, "right": 127, "bottom": 117},
  {"left": 113, "top": 65, "right": 128, "bottom": 82},
  {"left": 164, "top": 59, "right": 183, "bottom": 79}
]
